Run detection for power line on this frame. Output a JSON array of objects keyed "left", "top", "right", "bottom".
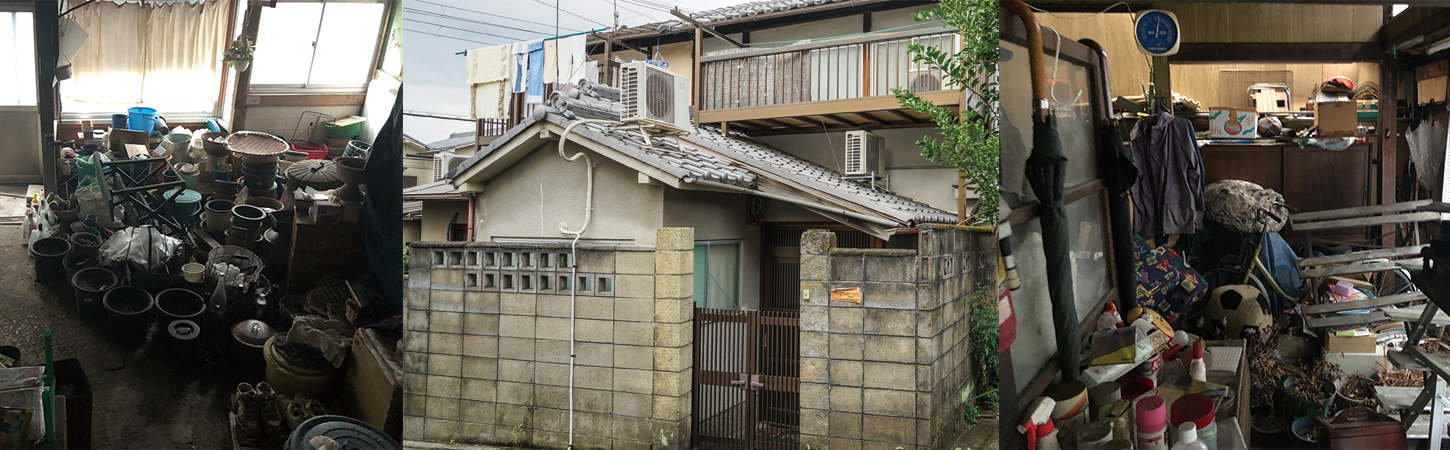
[
  {"left": 404, "top": 28, "right": 496, "bottom": 46},
  {"left": 530, "top": 0, "right": 610, "bottom": 28},
  {"left": 412, "top": 0, "right": 585, "bottom": 33},
  {"left": 404, "top": 110, "right": 475, "bottom": 122},
  {"left": 404, "top": 17, "right": 530, "bottom": 41},
  {"left": 404, "top": 9, "right": 552, "bottom": 37}
]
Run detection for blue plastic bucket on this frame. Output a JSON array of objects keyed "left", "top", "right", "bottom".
[
  {"left": 110, "top": 113, "right": 128, "bottom": 130},
  {"left": 127, "top": 107, "right": 158, "bottom": 136}
]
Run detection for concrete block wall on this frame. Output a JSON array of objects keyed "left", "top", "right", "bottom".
[
  {"left": 403, "top": 227, "right": 695, "bottom": 450},
  {"left": 798, "top": 225, "right": 996, "bottom": 450}
]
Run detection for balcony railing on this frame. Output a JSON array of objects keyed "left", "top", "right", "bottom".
[{"left": 698, "top": 26, "right": 960, "bottom": 121}]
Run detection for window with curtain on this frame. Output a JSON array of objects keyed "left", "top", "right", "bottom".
[
  {"left": 693, "top": 241, "right": 741, "bottom": 310},
  {"left": 250, "top": 0, "right": 385, "bottom": 91},
  {"left": 60, "top": 0, "right": 234, "bottom": 116},
  {"left": 0, "top": 11, "right": 36, "bottom": 106}
]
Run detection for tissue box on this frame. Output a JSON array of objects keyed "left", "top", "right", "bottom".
[
  {"left": 312, "top": 198, "right": 343, "bottom": 224},
  {"left": 1208, "top": 107, "right": 1258, "bottom": 139}
]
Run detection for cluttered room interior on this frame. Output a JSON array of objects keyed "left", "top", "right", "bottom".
[
  {"left": 1000, "top": 1, "right": 1450, "bottom": 449},
  {"left": 0, "top": 0, "right": 404, "bottom": 449}
]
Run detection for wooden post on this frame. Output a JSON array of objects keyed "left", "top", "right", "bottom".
[
  {"left": 35, "top": 1, "right": 59, "bottom": 194},
  {"left": 1151, "top": 56, "right": 1172, "bottom": 112},
  {"left": 1381, "top": 56, "right": 1398, "bottom": 247},
  {"left": 694, "top": 26, "right": 703, "bottom": 116},
  {"left": 230, "top": 1, "right": 263, "bottom": 130}
]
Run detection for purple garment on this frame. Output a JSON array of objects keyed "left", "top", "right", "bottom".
[{"left": 1129, "top": 111, "right": 1204, "bottom": 237}]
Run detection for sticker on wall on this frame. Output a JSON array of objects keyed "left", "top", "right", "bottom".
[{"left": 830, "top": 287, "right": 861, "bottom": 303}]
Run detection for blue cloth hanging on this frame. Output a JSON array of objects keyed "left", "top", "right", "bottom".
[{"left": 526, "top": 40, "right": 545, "bottom": 104}]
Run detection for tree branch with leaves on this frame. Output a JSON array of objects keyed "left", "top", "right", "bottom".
[{"left": 892, "top": 0, "right": 999, "bottom": 225}]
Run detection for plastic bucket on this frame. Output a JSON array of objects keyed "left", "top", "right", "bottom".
[
  {"left": 110, "top": 113, "right": 128, "bottom": 130},
  {"left": 181, "top": 263, "right": 205, "bottom": 284},
  {"left": 68, "top": 232, "right": 102, "bottom": 260},
  {"left": 155, "top": 289, "right": 206, "bottom": 345},
  {"left": 262, "top": 335, "right": 336, "bottom": 396},
  {"left": 102, "top": 286, "right": 154, "bottom": 346},
  {"left": 62, "top": 253, "right": 98, "bottom": 289},
  {"left": 342, "top": 140, "right": 371, "bottom": 159},
  {"left": 1291, "top": 416, "right": 1320, "bottom": 449},
  {"left": 127, "top": 107, "right": 158, "bottom": 137},
  {"left": 71, "top": 267, "right": 116, "bottom": 324},
  {"left": 290, "top": 142, "right": 328, "bottom": 160},
  {"left": 30, "top": 237, "right": 71, "bottom": 284}
]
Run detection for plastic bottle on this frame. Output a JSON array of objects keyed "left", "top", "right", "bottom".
[
  {"left": 1171, "top": 423, "right": 1209, "bottom": 450},
  {"left": 1136, "top": 395, "right": 1169, "bottom": 450},
  {"left": 1189, "top": 340, "right": 1207, "bottom": 383}
]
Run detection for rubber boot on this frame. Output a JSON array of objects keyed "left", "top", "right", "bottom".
[
  {"left": 255, "top": 382, "right": 284, "bottom": 439},
  {"left": 233, "top": 383, "right": 263, "bottom": 446},
  {"left": 283, "top": 397, "right": 307, "bottom": 432}
]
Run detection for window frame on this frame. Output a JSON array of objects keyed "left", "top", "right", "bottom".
[
  {"left": 57, "top": 0, "right": 240, "bottom": 122},
  {"left": 246, "top": 0, "right": 391, "bottom": 94},
  {"left": 0, "top": 8, "right": 36, "bottom": 108}
]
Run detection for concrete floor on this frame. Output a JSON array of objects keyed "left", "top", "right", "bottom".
[{"left": 0, "top": 185, "right": 234, "bottom": 449}]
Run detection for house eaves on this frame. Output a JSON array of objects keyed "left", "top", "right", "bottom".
[
  {"left": 589, "top": 0, "right": 933, "bottom": 50},
  {"left": 448, "top": 84, "right": 954, "bottom": 236},
  {"left": 449, "top": 114, "right": 756, "bottom": 191}
]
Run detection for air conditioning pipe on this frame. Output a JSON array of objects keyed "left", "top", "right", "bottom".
[{"left": 556, "top": 118, "right": 620, "bottom": 449}]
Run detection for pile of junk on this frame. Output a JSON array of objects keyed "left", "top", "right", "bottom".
[{"left": 13, "top": 107, "right": 399, "bottom": 449}]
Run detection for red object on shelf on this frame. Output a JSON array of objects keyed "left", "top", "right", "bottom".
[{"left": 291, "top": 142, "right": 328, "bottom": 160}]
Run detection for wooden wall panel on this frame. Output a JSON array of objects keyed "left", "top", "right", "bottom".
[
  {"left": 1172, "top": 62, "right": 1380, "bottom": 110},
  {"left": 1163, "top": 3, "right": 1382, "bottom": 43},
  {"left": 1038, "top": 10, "right": 1381, "bottom": 111}
]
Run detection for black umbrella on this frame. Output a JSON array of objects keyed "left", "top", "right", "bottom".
[
  {"left": 1005, "top": 0, "right": 1080, "bottom": 380},
  {"left": 1081, "top": 38, "right": 1140, "bottom": 318}
]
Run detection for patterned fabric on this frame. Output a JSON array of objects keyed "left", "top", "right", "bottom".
[
  {"left": 1204, "top": 179, "right": 1289, "bottom": 233},
  {"left": 1134, "top": 236, "right": 1208, "bottom": 327}
]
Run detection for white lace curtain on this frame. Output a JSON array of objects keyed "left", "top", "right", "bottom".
[{"left": 63, "top": 0, "right": 232, "bottom": 113}]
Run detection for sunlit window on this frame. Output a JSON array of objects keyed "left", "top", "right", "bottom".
[
  {"left": 251, "top": 1, "right": 385, "bottom": 90},
  {"left": 0, "top": 12, "right": 36, "bottom": 107}
]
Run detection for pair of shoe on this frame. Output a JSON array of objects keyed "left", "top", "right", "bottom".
[
  {"left": 281, "top": 393, "right": 328, "bottom": 432},
  {"left": 233, "top": 382, "right": 284, "bottom": 446}
]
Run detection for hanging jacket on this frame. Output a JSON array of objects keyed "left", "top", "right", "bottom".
[{"left": 1130, "top": 110, "right": 1205, "bottom": 237}]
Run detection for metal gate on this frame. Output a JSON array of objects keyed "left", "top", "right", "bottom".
[{"left": 692, "top": 308, "right": 800, "bottom": 450}]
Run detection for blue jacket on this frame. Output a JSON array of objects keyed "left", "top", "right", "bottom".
[{"left": 1130, "top": 110, "right": 1205, "bottom": 237}]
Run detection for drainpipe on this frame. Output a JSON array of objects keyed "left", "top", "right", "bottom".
[
  {"left": 466, "top": 194, "right": 476, "bottom": 241},
  {"left": 679, "top": 176, "right": 903, "bottom": 228},
  {"left": 556, "top": 118, "right": 622, "bottom": 449}
]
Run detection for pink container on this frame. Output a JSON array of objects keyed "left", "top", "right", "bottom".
[{"left": 1137, "top": 395, "right": 1167, "bottom": 430}]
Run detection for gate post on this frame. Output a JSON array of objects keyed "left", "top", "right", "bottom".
[{"left": 797, "top": 230, "right": 835, "bottom": 449}]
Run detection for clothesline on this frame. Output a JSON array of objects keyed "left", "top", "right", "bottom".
[{"left": 454, "top": 27, "right": 607, "bottom": 56}]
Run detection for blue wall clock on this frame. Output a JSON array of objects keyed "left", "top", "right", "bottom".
[{"left": 1134, "top": 10, "right": 1180, "bottom": 56}]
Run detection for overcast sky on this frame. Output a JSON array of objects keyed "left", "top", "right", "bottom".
[{"left": 402, "top": 0, "right": 743, "bottom": 144}]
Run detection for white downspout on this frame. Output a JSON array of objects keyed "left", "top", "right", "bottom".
[{"left": 557, "top": 118, "right": 620, "bottom": 449}]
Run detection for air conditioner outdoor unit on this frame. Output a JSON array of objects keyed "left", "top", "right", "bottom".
[
  {"left": 433, "top": 153, "right": 468, "bottom": 181},
  {"left": 843, "top": 130, "right": 885, "bottom": 176},
  {"left": 908, "top": 69, "right": 943, "bottom": 92},
  {"left": 620, "top": 61, "right": 692, "bottom": 133}
]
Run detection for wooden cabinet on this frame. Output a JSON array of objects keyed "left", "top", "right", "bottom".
[{"left": 1200, "top": 142, "right": 1371, "bottom": 244}]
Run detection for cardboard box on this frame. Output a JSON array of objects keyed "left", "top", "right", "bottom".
[
  {"left": 1325, "top": 345, "right": 1388, "bottom": 377},
  {"left": 1326, "top": 332, "right": 1378, "bottom": 354},
  {"left": 1208, "top": 107, "right": 1258, "bottom": 138},
  {"left": 1314, "top": 100, "right": 1358, "bottom": 136},
  {"left": 345, "top": 328, "right": 402, "bottom": 443}
]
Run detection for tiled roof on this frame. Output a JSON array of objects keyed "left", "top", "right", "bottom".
[
  {"left": 608, "top": 0, "right": 854, "bottom": 38},
  {"left": 425, "top": 131, "right": 477, "bottom": 152},
  {"left": 448, "top": 86, "right": 955, "bottom": 226},
  {"left": 683, "top": 126, "right": 958, "bottom": 225}
]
